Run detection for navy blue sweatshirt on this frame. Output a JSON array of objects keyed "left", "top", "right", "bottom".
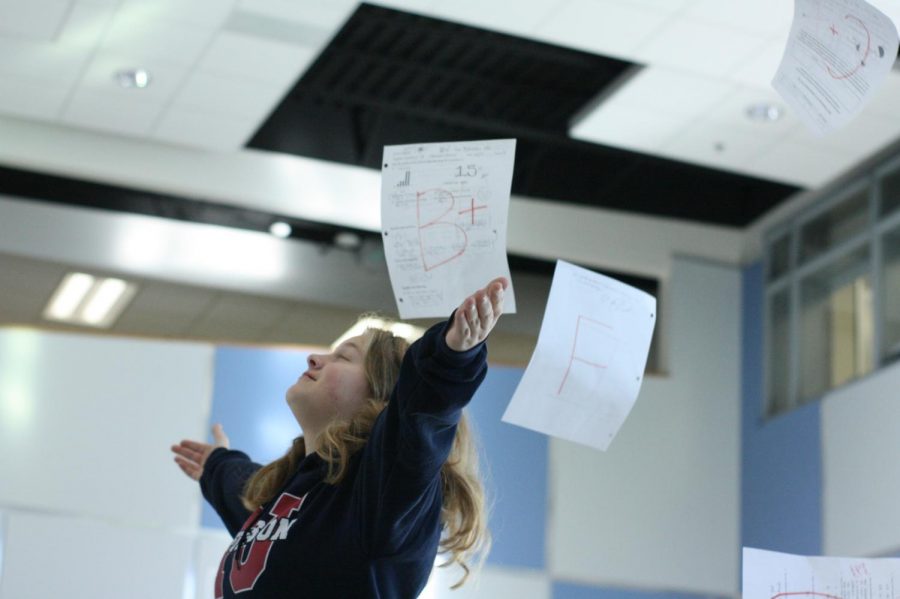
[{"left": 200, "top": 317, "right": 487, "bottom": 598}]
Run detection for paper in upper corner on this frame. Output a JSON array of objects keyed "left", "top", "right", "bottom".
[
  {"left": 773, "top": 0, "right": 899, "bottom": 135},
  {"left": 501, "top": 260, "right": 656, "bottom": 451},
  {"left": 380, "top": 139, "right": 517, "bottom": 319},
  {"left": 743, "top": 547, "right": 900, "bottom": 599}
]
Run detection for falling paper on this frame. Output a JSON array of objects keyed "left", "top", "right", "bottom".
[
  {"left": 380, "top": 139, "right": 517, "bottom": 319},
  {"left": 743, "top": 547, "right": 900, "bottom": 599},
  {"left": 502, "top": 260, "right": 656, "bottom": 451},
  {"left": 773, "top": 0, "right": 899, "bottom": 135}
]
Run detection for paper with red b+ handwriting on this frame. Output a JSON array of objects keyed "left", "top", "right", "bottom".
[{"left": 380, "top": 139, "right": 516, "bottom": 319}]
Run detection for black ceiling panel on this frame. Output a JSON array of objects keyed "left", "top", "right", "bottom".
[{"left": 249, "top": 2, "right": 801, "bottom": 227}]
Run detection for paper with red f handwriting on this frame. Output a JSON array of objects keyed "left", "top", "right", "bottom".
[
  {"left": 773, "top": 0, "right": 898, "bottom": 135},
  {"left": 743, "top": 547, "right": 900, "bottom": 599},
  {"left": 381, "top": 139, "right": 516, "bottom": 319},
  {"left": 502, "top": 260, "right": 655, "bottom": 451}
]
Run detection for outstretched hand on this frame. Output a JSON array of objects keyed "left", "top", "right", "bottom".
[
  {"left": 445, "top": 277, "right": 509, "bottom": 352},
  {"left": 171, "top": 423, "right": 230, "bottom": 482}
]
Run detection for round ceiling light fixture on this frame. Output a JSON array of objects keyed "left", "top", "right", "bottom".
[
  {"left": 269, "top": 221, "right": 292, "bottom": 238},
  {"left": 745, "top": 102, "right": 783, "bottom": 122},
  {"left": 114, "top": 68, "right": 151, "bottom": 89}
]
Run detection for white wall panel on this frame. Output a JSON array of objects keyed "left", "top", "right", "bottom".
[
  {"left": 548, "top": 258, "right": 742, "bottom": 595},
  {"left": 193, "top": 529, "right": 233, "bottom": 599},
  {"left": 822, "top": 361, "right": 900, "bottom": 556},
  {"left": 0, "top": 328, "right": 212, "bottom": 529},
  {"left": 0, "top": 511, "right": 192, "bottom": 599}
]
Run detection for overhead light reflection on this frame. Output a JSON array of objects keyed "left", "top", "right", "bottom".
[
  {"left": 45, "top": 272, "right": 95, "bottom": 320},
  {"left": 112, "top": 220, "right": 288, "bottom": 283}
]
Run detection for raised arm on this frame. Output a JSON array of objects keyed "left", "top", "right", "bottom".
[
  {"left": 172, "top": 424, "right": 261, "bottom": 536},
  {"left": 355, "top": 277, "right": 507, "bottom": 556}
]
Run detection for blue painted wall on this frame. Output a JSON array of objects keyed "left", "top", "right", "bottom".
[
  {"left": 741, "top": 261, "right": 822, "bottom": 556},
  {"left": 553, "top": 581, "right": 722, "bottom": 599},
  {"left": 202, "top": 345, "right": 309, "bottom": 528},
  {"left": 467, "top": 365, "right": 548, "bottom": 569}
]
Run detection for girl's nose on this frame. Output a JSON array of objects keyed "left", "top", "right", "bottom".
[{"left": 307, "top": 354, "right": 323, "bottom": 368}]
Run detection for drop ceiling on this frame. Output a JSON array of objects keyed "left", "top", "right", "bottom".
[{"left": 0, "top": 0, "right": 898, "bottom": 346}]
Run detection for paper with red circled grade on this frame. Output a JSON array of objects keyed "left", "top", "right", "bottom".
[
  {"left": 743, "top": 547, "right": 900, "bottom": 599},
  {"left": 773, "top": 0, "right": 899, "bottom": 135}
]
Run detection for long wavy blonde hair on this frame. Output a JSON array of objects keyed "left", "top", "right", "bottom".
[{"left": 241, "top": 327, "right": 490, "bottom": 587}]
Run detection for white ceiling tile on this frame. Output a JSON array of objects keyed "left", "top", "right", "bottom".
[
  {"left": 0, "top": 37, "right": 92, "bottom": 85},
  {"left": 727, "top": 38, "right": 786, "bottom": 87},
  {"left": 604, "top": 66, "right": 737, "bottom": 117},
  {"left": 365, "top": 0, "right": 437, "bottom": 14},
  {"left": 118, "top": 0, "right": 239, "bottom": 28},
  {"left": 152, "top": 108, "right": 261, "bottom": 150},
  {"left": 172, "top": 72, "right": 287, "bottom": 118},
  {"left": 77, "top": 53, "right": 190, "bottom": 104},
  {"left": 0, "top": 0, "right": 72, "bottom": 41},
  {"left": 427, "top": 0, "right": 557, "bottom": 36},
  {"left": 62, "top": 90, "right": 165, "bottom": 136},
  {"left": 791, "top": 112, "right": 900, "bottom": 156},
  {"left": 683, "top": 0, "right": 793, "bottom": 37},
  {"left": 198, "top": 31, "right": 317, "bottom": 84},
  {"left": 534, "top": 0, "right": 675, "bottom": 60},
  {"left": 747, "top": 139, "right": 858, "bottom": 187},
  {"left": 634, "top": 17, "right": 771, "bottom": 77},
  {"left": 658, "top": 121, "right": 782, "bottom": 174},
  {"left": 101, "top": 15, "right": 216, "bottom": 66},
  {"left": 235, "top": 0, "right": 359, "bottom": 30},
  {"left": 571, "top": 103, "right": 688, "bottom": 151},
  {"left": 864, "top": 71, "right": 900, "bottom": 117},
  {"left": 58, "top": 1, "right": 118, "bottom": 48},
  {"left": 0, "top": 77, "right": 70, "bottom": 120},
  {"left": 614, "top": 0, "right": 696, "bottom": 10}
]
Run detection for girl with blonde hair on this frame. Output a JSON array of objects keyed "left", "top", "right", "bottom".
[{"left": 171, "top": 277, "right": 507, "bottom": 598}]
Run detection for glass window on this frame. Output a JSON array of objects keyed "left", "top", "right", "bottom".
[
  {"left": 881, "top": 166, "right": 900, "bottom": 217},
  {"left": 799, "top": 189, "right": 869, "bottom": 263},
  {"left": 882, "top": 227, "right": 900, "bottom": 362},
  {"left": 767, "top": 290, "right": 791, "bottom": 415},
  {"left": 798, "top": 247, "right": 873, "bottom": 402},
  {"left": 768, "top": 233, "right": 791, "bottom": 282}
]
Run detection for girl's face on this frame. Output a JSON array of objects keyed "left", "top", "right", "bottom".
[{"left": 286, "top": 333, "right": 372, "bottom": 432}]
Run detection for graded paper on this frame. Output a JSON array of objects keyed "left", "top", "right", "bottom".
[
  {"left": 501, "top": 260, "right": 656, "bottom": 451},
  {"left": 773, "top": 0, "right": 899, "bottom": 135},
  {"left": 380, "top": 139, "right": 517, "bottom": 319},
  {"left": 744, "top": 547, "right": 900, "bottom": 599}
]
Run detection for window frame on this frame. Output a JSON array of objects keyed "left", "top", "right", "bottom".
[{"left": 763, "top": 159, "right": 900, "bottom": 418}]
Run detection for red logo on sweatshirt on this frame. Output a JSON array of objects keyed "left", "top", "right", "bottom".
[{"left": 215, "top": 492, "right": 305, "bottom": 598}]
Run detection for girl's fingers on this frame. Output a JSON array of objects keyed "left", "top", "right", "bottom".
[
  {"left": 174, "top": 457, "right": 200, "bottom": 480},
  {"left": 211, "top": 424, "right": 229, "bottom": 448},
  {"left": 179, "top": 440, "right": 210, "bottom": 453},
  {"left": 171, "top": 444, "right": 202, "bottom": 462}
]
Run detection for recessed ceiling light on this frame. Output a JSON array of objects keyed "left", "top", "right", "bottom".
[
  {"left": 334, "top": 231, "right": 362, "bottom": 250},
  {"left": 43, "top": 272, "right": 137, "bottom": 328},
  {"left": 269, "top": 221, "right": 292, "bottom": 238},
  {"left": 45, "top": 272, "right": 95, "bottom": 320},
  {"left": 114, "top": 68, "right": 151, "bottom": 89},
  {"left": 746, "top": 102, "right": 783, "bottom": 122}
]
